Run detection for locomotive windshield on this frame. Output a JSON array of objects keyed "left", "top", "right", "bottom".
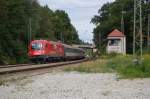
[{"left": 31, "top": 43, "right": 42, "bottom": 50}]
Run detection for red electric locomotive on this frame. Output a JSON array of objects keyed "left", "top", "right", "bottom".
[{"left": 28, "top": 40, "right": 85, "bottom": 63}]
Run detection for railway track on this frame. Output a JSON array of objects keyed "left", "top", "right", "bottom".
[
  {"left": 0, "top": 64, "right": 35, "bottom": 68},
  {"left": 0, "top": 58, "right": 89, "bottom": 74}
]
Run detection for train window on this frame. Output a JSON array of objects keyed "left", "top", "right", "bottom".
[
  {"left": 65, "top": 48, "right": 72, "bottom": 53},
  {"left": 31, "top": 43, "right": 42, "bottom": 50}
]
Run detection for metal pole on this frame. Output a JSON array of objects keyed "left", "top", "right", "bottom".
[
  {"left": 139, "top": 0, "right": 142, "bottom": 59},
  {"left": 72, "top": 33, "right": 73, "bottom": 44},
  {"left": 28, "top": 1, "right": 33, "bottom": 44},
  {"left": 133, "top": 0, "right": 136, "bottom": 56},
  {"left": 99, "top": 33, "right": 101, "bottom": 50},
  {"left": 60, "top": 32, "right": 62, "bottom": 42},
  {"left": 148, "top": 14, "right": 150, "bottom": 52},
  {"left": 28, "top": 17, "right": 32, "bottom": 44},
  {"left": 121, "top": 11, "right": 125, "bottom": 34},
  {"left": 133, "top": 0, "right": 143, "bottom": 64},
  {"left": 60, "top": 32, "right": 64, "bottom": 43},
  {"left": 121, "top": 11, "right": 125, "bottom": 54}
]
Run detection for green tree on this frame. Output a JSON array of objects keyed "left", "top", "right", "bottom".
[
  {"left": 0, "top": 0, "right": 81, "bottom": 64},
  {"left": 52, "top": 10, "right": 80, "bottom": 44},
  {"left": 91, "top": 0, "right": 150, "bottom": 54}
]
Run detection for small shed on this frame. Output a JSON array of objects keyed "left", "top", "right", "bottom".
[{"left": 107, "top": 29, "right": 126, "bottom": 54}]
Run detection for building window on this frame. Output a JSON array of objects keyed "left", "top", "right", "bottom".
[{"left": 109, "top": 39, "right": 120, "bottom": 46}]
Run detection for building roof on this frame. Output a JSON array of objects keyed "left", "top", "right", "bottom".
[{"left": 108, "top": 29, "right": 125, "bottom": 37}]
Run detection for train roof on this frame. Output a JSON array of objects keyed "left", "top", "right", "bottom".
[
  {"left": 63, "top": 43, "right": 85, "bottom": 51},
  {"left": 31, "top": 40, "right": 48, "bottom": 43},
  {"left": 30, "top": 40, "right": 85, "bottom": 51}
]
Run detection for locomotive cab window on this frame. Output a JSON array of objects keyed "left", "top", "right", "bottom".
[{"left": 31, "top": 43, "right": 43, "bottom": 50}]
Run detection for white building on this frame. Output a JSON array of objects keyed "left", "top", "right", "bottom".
[{"left": 107, "top": 29, "right": 126, "bottom": 54}]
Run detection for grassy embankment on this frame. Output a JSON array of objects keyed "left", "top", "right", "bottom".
[{"left": 64, "top": 55, "right": 150, "bottom": 79}]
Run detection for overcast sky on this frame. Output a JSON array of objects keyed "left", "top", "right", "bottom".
[{"left": 38, "top": 0, "right": 114, "bottom": 43}]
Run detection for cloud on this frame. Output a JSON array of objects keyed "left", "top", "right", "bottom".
[{"left": 38, "top": 0, "right": 113, "bottom": 43}]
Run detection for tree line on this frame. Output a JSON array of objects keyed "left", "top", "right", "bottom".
[
  {"left": 91, "top": 0, "right": 150, "bottom": 54},
  {"left": 0, "top": 0, "right": 81, "bottom": 64}
]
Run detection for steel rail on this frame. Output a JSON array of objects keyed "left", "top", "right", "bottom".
[
  {"left": 0, "top": 58, "right": 89, "bottom": 74},
  {"left": 0, "top": 64, "right": 35, "bottom": 68}
]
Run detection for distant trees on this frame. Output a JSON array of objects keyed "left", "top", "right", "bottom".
[
  {"left": 0, "top": 0, "right": 80, "bottom": 64},
  {"left": 91, "top": 0, "right": 150, "bottom": 54}
]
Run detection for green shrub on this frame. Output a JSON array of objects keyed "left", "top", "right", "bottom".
[
  {"left": 115, "top": 55, "right": 150, "bottom": 78},
  {"left": 65, "top": 54, "right": 150, "bottom": 79}
]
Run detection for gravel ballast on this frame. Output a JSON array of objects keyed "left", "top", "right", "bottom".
[{"left": 0, "top": 72, "right": 150, "bottom": 99}]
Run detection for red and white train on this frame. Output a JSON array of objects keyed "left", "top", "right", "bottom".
[{"left": 28, "top": 40, "right": 85, "bottom": 63}]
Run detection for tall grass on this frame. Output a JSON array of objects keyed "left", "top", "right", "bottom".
[
  {"left": 118, "top": 55, "right": 150, "bottom": 78},
  {"left": 64, "top": 55, "right": 150, "bottom": 79}
]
